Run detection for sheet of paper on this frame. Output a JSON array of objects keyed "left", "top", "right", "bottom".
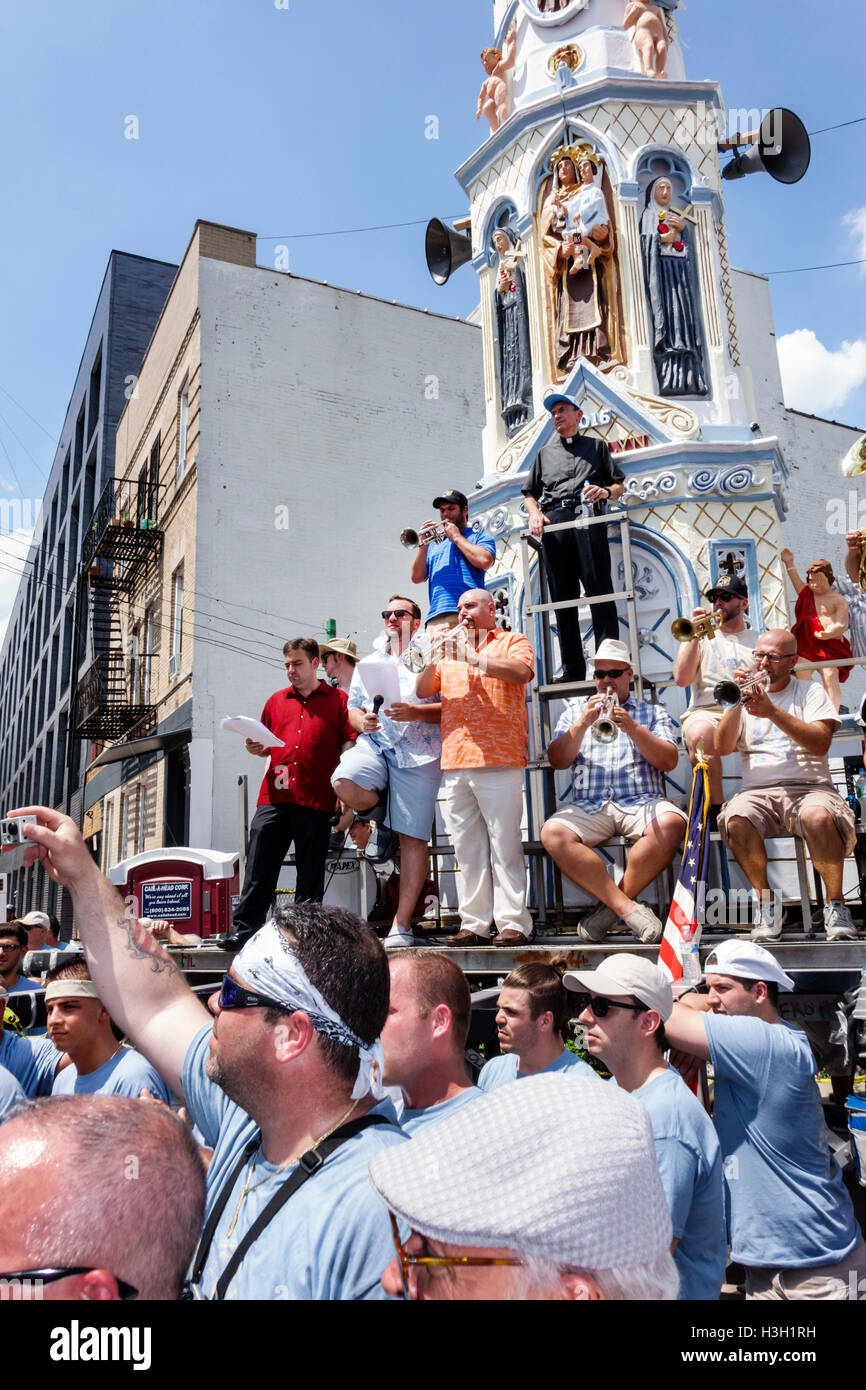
[
  {"left": 220, "top": 715, "right": 286, "bottom": 747},
  {"left": 355, "top": 656, "right": 402, "bottom": 709}
]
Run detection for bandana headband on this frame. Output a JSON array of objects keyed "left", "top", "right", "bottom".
[
  {"left": 44, "top": 980, "right": 102, "bottom": 1002},
  {"left": 234, "top": 920, "right": 385, "bottom": 1100}
]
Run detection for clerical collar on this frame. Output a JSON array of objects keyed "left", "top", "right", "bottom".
[{"left": 565, "top": 436, "right": 574, "bottom": 444}]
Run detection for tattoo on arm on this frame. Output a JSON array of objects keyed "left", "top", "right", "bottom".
[{"left": 117, "top": 917, "right": 182, "bottom": 976}]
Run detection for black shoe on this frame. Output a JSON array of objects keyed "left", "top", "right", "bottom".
[
  {"left": 328, "top": 829, "right": 347, "bottom": 854},
  {"left": 214, "top": 930, "right": 256, "bottom": 952},
  {"left": 552, "top": 671, "right": 585, "bottom": 685},
  {"left": 356, "top": 793, "right": 387, "bottom": 825},
  {"left": 708, "top": 804, "right": 722, "bottom": 832}
]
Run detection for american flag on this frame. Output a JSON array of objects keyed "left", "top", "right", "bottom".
[{"left": 658, "top": 756, "right": 711, "bottom": 984}]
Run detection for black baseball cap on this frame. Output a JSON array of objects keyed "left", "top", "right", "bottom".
[
  {"left": 705, "top": 576, "right": 748, "bottom": 601},
  {"left": 433, "top": 489, "right": 469, "bottom": 509}
]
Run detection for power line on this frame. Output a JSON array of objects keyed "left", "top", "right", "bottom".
[
  {"left": 809, "top": 116, "right": 866, "bottom": 136},
  {"left": 0, "top": 407, "right": 49, "bottom": 481},
  {"left": 0, "top": 384, "right": 57, "bottom": 441},
  {"left": 764, "top": 257, "right": 866, "bottom": 276},
  {"left": 256, "top": 215, "right": 466, "bottom": 242}
]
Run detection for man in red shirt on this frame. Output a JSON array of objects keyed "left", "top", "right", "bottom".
[{"left": 216, "top": 638, "right": 355, "bottom": 950}]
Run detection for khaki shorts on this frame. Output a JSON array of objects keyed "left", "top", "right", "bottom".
[
  {"left": 679, "top": 706, "right": 724, "bottom": 735},
  {"left": 719, "top": 784, "right": 856, "bottom": 856},
  {"left": 547, "top": 798, "right": 687, "bottom": 848},
  {"left": 745, "top": 1237, "right": 866, "bottom": 1301}
]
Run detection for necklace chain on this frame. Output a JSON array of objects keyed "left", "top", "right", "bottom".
[{"left": 224, "top": 1095, "right": 361, "bottom": 1240}]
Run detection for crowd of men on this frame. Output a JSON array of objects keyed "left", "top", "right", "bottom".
[
  {"left": 1, "top": 391, "right": 863, "bottom": 1302},
  {"left": 1, "top": 817, "right": 863, "bottom": 1302}
]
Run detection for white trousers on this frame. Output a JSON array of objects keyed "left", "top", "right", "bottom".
[{"left": 441, "top": 767, "right": 531, "bottom": 937}]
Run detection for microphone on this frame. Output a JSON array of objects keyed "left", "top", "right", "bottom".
[{"left": 372, "top": 695, "right": 384, "bottom": 717}]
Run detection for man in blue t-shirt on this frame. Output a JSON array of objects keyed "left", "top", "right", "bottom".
[
  {"left": 565, "top": 953, "right": 726, "bottom": 1301},
  {"left": 381, "top": 950, "right": 480, "bottom": 1134},
  {"left": 409, "top": 488, "right": 496, "bottom": 631},
  {"left": 44, "top": 961, "right": 170, "bottom": 1102},
  {"left": 477, "top": 963, "right": 597, "bottom": 1092},
  {"left": 7, "top": 804, "right": 407, "bottom": 1302},
  {"left": 666, "top": 938, "right": 866, "bottom": 1300}
]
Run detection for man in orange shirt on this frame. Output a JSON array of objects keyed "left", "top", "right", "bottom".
[{"left": 416, "top": 589, "right": 535, "bottom": 946}]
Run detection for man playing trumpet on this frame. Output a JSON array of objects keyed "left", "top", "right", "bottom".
[
  {"left": 410, "top": 489, "right": 496, "bottom": 634},
  {"left": 673, "top": 574, "right": 759, "bottom": 825},
  {"left": 715, "top": 629, "right": 857, "bottom": 942},
  {"left": 540, "top": 640, "right": 686, "bottom": 944}
]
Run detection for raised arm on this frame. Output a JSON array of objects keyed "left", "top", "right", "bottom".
[
  {"left": 845, "top": 532, "right": 863, "bottom": 588},
  {"left": 14, "top": 806, "right": 210, "bottom": 1098},
  {"left": 780, "top": 548, "right": 805, "bottom": 595}
]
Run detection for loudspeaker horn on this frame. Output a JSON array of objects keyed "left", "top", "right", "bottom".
[
  {"left": 721, "top": 108, "right": 811, "bottom": 185},
  {"left": 425, "top": 218, "right": 473, "bottom": 285}
]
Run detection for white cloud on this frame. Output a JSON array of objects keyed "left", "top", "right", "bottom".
[
  {"left": 0, "top": 527, "right": 34, "bottom": 649},
  {"left": 843, "top": 206, "right": 866, "bottom": 267},
  {"left": 777, "top": 328, "right": 866, "bottom": 415}
]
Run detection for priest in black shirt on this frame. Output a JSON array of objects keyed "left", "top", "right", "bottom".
[{"left": 522, "top": 393, "right": 625, "bottom": 683}]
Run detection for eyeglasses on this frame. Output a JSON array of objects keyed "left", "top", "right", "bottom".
[
  {"left": 218, "top": 975, "right": 284, "bottom": 1012},
  {"left": 381, "top": 609, "right": 413, "bottom": 620},
  {"left": 0, "top": 1266, "right": 138, "bottom": 1299},
  {"left": 594, "top": 668, "right": 628, "bottom": 680},
  {"left": 570, "top": 992, "right": 646, "bottom": 1018},
  {"left": 754, "top": 652, "right": 792, "bottom": 664},
  {"left": 388, "top": 1212, "right": 524, "bottom": 1299}
]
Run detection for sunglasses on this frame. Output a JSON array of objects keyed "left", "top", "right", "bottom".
[
  {"left": 570, "top": 992, "right": 646, "bottom": 1018},
  {"left": 388, "top": 1213, "right": 524, "bottom": 1299},
  {"left": 381, "top": 609, "right": 413, "bottom": 620},
  {"left": 218, "top": 975, "right": 284, "bottom": 1012},
  {"left": 593, "top": 668, "right": 628, "bottom": 680},
  {"left": 0, "top": 1266, "right": 138, "bottom": 1299}
]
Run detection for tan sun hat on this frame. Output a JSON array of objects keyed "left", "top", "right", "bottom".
[{"left": 318, "top": 637, "right": 357, "bottom": 661}]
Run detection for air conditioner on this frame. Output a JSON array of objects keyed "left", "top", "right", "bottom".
[{"left": 168, "top": 654, "right": 179, "bottom": 680}]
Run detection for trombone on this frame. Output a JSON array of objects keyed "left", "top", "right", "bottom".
[
  {"left": 671, "top": 612, "right": 723, "bottom": 643},
  {"left": 713, "top": 671, "right": 770, "bottom": 708},
  {"left": 591, "top": 690, "right": 618, "bottom": 742},
  {"left": 400, "top": 523, "right": 448, "bottom": 549}
]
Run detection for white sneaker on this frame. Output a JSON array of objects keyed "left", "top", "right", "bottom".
[
  {"left": 624, "top": 904, "right": 664, "bottom": 944},
  {"left": 383, "top": 925, "right": 414, "bottom": 950},
  {"left": 750, "top": 905, "right": 782, "bottom": 943},
  {"left": 824, "top": 902, "right": 858, "bottom": 942},
  {"left": 577, "top": 905, "right": 618, "bottom": 942}
]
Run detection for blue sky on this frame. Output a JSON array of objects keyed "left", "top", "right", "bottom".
[{"left": 0, "top": 0, "right": 864, "bottom": 529}]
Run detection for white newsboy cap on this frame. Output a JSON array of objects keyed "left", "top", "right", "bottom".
[
  {"left": 563, "top": 952, "right": 673, "bottom": 1021},
  {"left": 368, "top": 1073, "right": 672, "bottom": 1269},
  {"left": 590, "top": 639, "right": 632, "bottom": 666},
  {"left": 703, "top": 938, "right": 795, "bottom": 992}
]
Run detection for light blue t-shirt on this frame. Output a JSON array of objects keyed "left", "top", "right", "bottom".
[
  {"left": 425, "top": 527, "right": 496, "bottom": 621},
  {"left": 477, "top": 1048, "right": 597, "bottom": 1093},
  {"left": 0, "top": 1063, "right": 25, "bottom": 1121},
  {"left": 633, "top": 1068, "right": 726, "bottom": 1301},
  {"left": 51, "top": 1046, "right": 171, "bottom": 1102},
  {"left": 706, "top": 1013, "right": 861, "bottom": 1268},
  {"left": 397, "top": 1086, "right": 481, "bottom": 1135},
  {"left": 8, "top": 977, "right": 47, "bottom": 1037},
  {"left": 0, "top": 1029, "right": 58, "bottom": 1096},
  {"left": 182, "top": 1024, "right": 408, "bottom": 1300}
]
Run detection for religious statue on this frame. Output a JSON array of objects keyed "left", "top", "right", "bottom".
[
  {"left": 539, "top": 146, "right": 622, "bottom": 374},
  {"left": 624, "top": 1, "right": 670, "bottom": 78},
  {"left": 476, "top": 27, "right": 517, "bottom": 134},
  {"left": 782, "top": 549, "right": 852, "bottom": 711},
  {"left": 491, "top": 226, "right": 533, "bottom": 437},
  {"left": 639, "top": 176, "right": 708, "bottom": 396}
]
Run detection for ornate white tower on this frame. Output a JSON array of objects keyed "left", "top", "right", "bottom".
[{"left": 456, "top": 0, "right": 790, "bottom": 693}]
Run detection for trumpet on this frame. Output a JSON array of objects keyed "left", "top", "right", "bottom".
[
  {"left": 671, "top": 612, "right": 723, "bottom": 643},
  {"left": 713, "top": 671, "right": 770, "bottom": 708},
  {"left": 400, "top": 523, "right": 448, "bottom": 550},
  {"left": 401, "top": 625, "right": 468, "bottom": 672},
  {"left": 591, "top": 690, "right": 619, "bottom": 742}
]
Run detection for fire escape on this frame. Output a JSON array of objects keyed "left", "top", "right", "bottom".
[{"left": 73, "top": 477, "right": 164, "bottom": 742}]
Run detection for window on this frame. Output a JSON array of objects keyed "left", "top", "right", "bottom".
[
  {"left": 170, "top": 566, "right": 184, "bottom": 675},
  {"left": 148, "top": 435, "right": 161, "bottom": 524},
  {"left": 136, "top": 784, "right": 147, "bottom": 855},
  {"left": 177, "top": 382, "right": 189, "bottom": 481},
  {"left": 118, "top": 793, "right": 128, "bottom": 863},
  {"left": 103, "top": 800, "right": 115, "bottom": 871},
  {"left": 142, "top": 606, "right": 155, "bottom": 703},
  {"left": 129, "top": 626, "right": 140, "bottom": 703}
]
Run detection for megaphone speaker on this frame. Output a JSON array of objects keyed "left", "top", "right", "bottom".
[
  {"left": 425, "top": 218, "right": 473, "bottom": 285},
  {"left": 722, "top": 107, "right": 811, "bottom": 185}
]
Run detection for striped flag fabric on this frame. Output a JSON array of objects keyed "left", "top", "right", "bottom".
[{"left": 658, "top": 755, "right": 711, "bottom": 984}]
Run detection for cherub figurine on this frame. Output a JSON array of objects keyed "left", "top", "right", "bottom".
[
  {"left": 476, "top": 26, "right": 517, "bottom": 134},
  {"left": 624, "top": 0, "right": 669, "bottom": 79},
  {"left": 782, "top": 548, "right": 852, "bottom": 710}
]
